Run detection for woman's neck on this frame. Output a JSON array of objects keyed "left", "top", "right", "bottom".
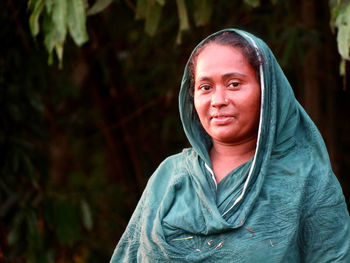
[{"left": 210, "top": 137, "right": 257, "bottom": 183}]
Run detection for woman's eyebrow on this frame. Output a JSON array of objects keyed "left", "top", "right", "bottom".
[
  {"left": 223, "top": 72, "right": 247, "bottom": 78},
  {"left": 196, "top": 72, "right": 247, "bottom": 83},
  {"left": 196, "top": 76, "right": 212, "bottom": 82}
]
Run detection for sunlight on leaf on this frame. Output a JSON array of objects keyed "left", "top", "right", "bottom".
[
  {"left": 43, "top": 16, "right": 56, "bottom": 57},
  {"left": 29, "top": 0, "right": 45, "bottom": 37},
  {"left": 67, "top": 0, "right": 89, "bottom": 46},
  {"left": 52, "top": 0, "right": 67, "bottom": 43},
  {"left": 335, "top": 1, "right": 350, "bottom": 60}
]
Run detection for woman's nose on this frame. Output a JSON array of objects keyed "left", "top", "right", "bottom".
[{"left": 211, "top": 87, "right": 228, "bottom": 107}]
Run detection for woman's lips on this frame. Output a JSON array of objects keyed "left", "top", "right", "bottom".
[{"left": 210, "top": 114, "right": 236, "bottom": 124}]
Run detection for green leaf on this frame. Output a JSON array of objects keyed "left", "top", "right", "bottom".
[
  {"left": 52, "top": 0, "right": 67, "bottom": 43},
  {"left": 335, "top": 1, "right": 350, "bottom": 60},
  {"left": 337, "top": 25, "right": 350, "bottom": 60},
  {"left": 330, "top": 0, "right": 341, "bottom": 30},
  {"left": 67, "top": 0, "right": 89, "bottom": 46},
  {"left": 81, "top": 200, "right": 93, "bottom": 230},
  {"left": 193, "top": 0, "right": 213, "bottom": 27},
  {"left": 43, "top": 0, "right": 68, "bottom": 66},
  {"left": 135, "top": 0, "right": 148, "bottom": 20},
  {"left": 176, "top": 0, "right": 189, "bottom": 44},
  {"left": 45, "top": 0, "right": 53, "bottom": 14},
  {"left": 144, "top": 2, "right": 162, "bottom": 36},
  {"left": 176, "top": 0, "right": 189, "bottom": 31},
  {"left": 82, "top": 0, "right": 90, "bottom": 9},
  {"left": 156, "top": 0, "right": 166, "bottom": 6},
  {"left": 29, "top": 0, "right": 45, "bottom": 37},
  {"left": 340, "top": 58, "right": 346, "bottom": 76},
  {"left": 244, "top": 0, "right": 260, "bottom": 8},
  {"left": 87, "top": 0, "right": 113, "bottom": 16},
  {"left": 43, "top": 16, "right": 55, "bottom": 54},
  {"left": 47, "top": 51, "right": 54, "bottom": 65},
  {"left": 55, "top": 43, "right": 64, "bottom": 69}
]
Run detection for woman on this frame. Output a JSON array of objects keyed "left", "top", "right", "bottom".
[{"left": 110, "top": 29, "right": 350, "bottom": 262}]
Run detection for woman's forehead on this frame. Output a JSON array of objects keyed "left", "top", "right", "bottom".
[{"left": 194, "top": 44, "right": 253, "bottom": 81}]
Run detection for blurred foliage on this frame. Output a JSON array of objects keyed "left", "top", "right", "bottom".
[
  {"left": 28, "top": 0, "right": 350, "bottom": 69},
  {"left": 2, "top": 0, "right": 350, "bottom": 262},
  {"left": 28, "top": 0, "right": 89, "bottom": 67}
]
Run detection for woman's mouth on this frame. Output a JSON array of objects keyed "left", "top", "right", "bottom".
[{"left": 211, "top": 114, "right": 235, "bottom": 124}]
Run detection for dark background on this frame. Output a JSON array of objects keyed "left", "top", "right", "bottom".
[{"left": 1, "top": 0, "right": 349, "bottom": 262}]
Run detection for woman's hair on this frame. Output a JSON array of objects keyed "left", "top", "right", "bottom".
[{"left": 188, "top": 31, "right": 264, "bottom": 96}]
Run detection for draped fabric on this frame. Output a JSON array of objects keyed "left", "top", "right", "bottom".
[{"left": 110, "top": 29, "right": 350, "bottom": 262}]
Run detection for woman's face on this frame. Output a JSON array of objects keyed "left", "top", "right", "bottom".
[{"left": 193, "top": 43, "right": 261, "bottom": 145}]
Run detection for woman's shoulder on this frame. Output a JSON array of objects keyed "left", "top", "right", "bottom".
[
  {"left": 139, "top": 148, "right": 198, "bottom": 204},
  {"left": 156, "top": 147, "right": 194, "bottom": 167},
  {"left": 147, "top": 148, "right": 196, "bottom": 182}
]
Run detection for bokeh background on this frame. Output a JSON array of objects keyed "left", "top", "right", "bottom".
[{"left": 1, "top": 0, "right": 350, "bottom": 262}]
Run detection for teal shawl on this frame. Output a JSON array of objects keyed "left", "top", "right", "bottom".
[{"left": 110, "top": 29, "right": 350, "bottom": 262}]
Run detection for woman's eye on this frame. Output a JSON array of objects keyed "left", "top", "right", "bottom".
[
  {"left": 200, "top": 85, "right": 211, "bottom": 91},
  {"left": 228, "top": 82, "right": 240, "bottom": 88}
]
